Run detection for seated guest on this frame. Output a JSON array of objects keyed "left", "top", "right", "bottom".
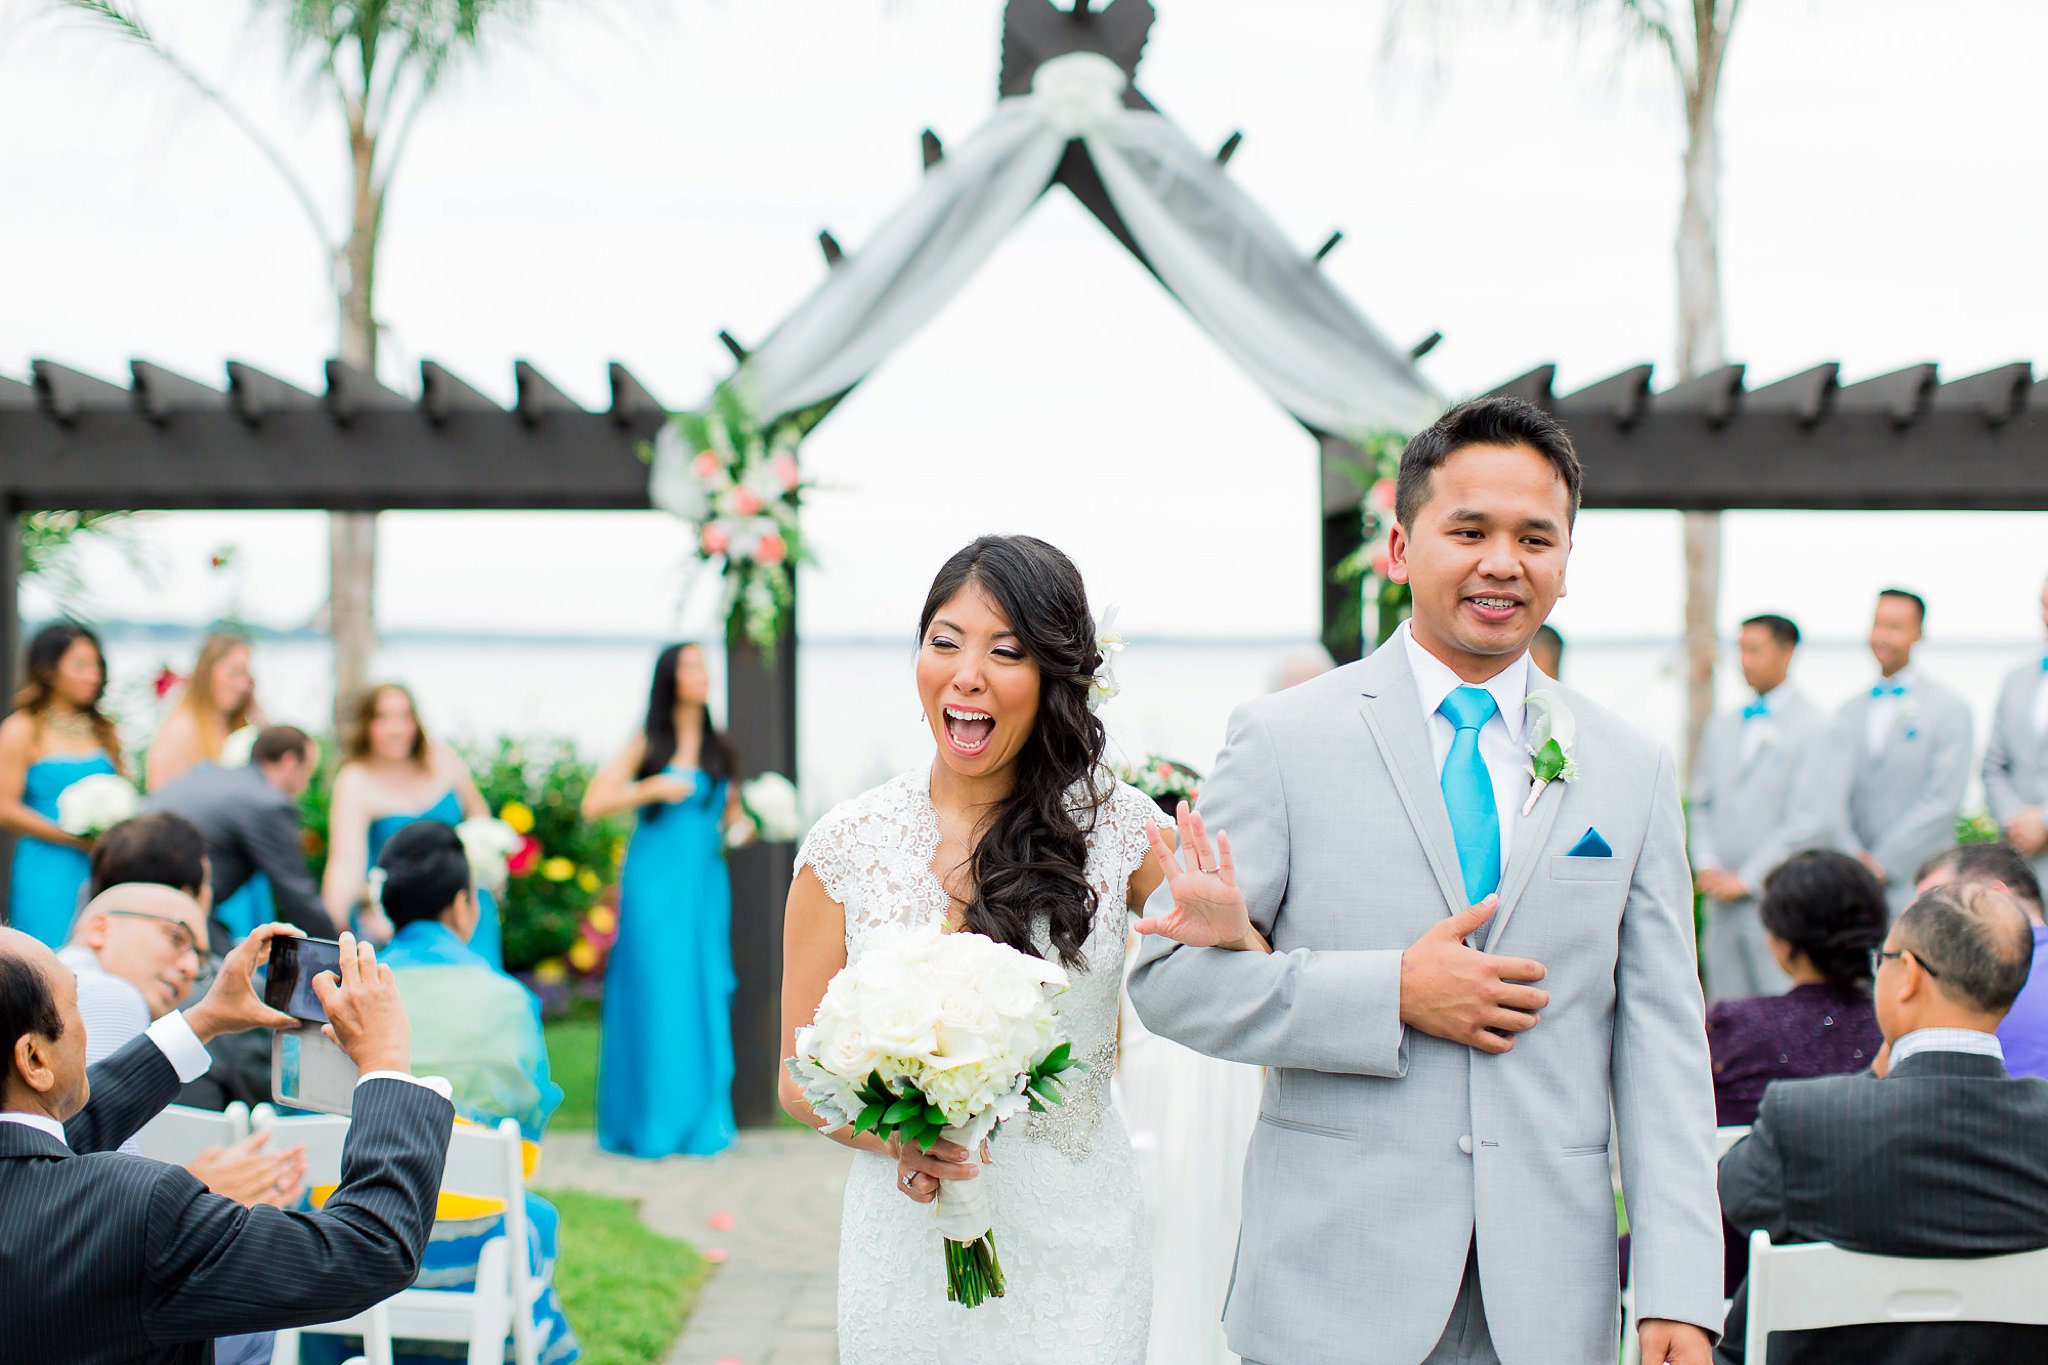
[
  {"left": 89, "top": 809, "right": 213, "bottom": 905},
  {"left": 1708, "top": 850, "right": 1888, "bottom": 1126},
  {"left": 359, "top": 822, "right": 578, "bottom": 1365},
  {"left": 0, "top": 924, "right": 455, "bottom": 1364},
  {"left": 146, "top": 725, "right": 329, "bottom": 952},
  {"left": 62, "top": 883, "right": 306, "bottom": 1201},
  {"left": 1717, "top": 885, "right": 2048, "bottom": 1363},
  {"left": 1917, "top": 842, "right": 2048, "bottom": 1079}
]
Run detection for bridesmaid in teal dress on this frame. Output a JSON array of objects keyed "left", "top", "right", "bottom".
[
  {"left": 0, "top": 624, "right": 125, "bottom": 947},
  {"left": 145, "top": 632, "right": 267, "bottom": 939},
  {"left": 584, "top": 643, "right": 746, "bottom": 1157},
  {"left": 320, "top": 682, "right": 504, "bottom": 967}
]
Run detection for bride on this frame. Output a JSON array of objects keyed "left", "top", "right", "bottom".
[{"left": 778, "top": 534, "right": 1173, "bottom": 1362}]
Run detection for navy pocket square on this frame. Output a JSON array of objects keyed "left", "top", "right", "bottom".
[{"left": 1566, "top": 827, "right": 1613, "bottom": 858}]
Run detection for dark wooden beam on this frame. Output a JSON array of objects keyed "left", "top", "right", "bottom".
[
  {"left": 1312, "top": 230, "right": 1344, "bottom": 264},
  {"left": 1409, "top": 331, "right": 1443, "bottom": 361},
  {"left": 513, "top": 360, "right": 580, "bottom": 426},
  {"left": 130, "top": 361, "right": 223, "bottom": 425},
  {"left": 725, "top": 619, "right": 797, "bottom": 1128},
  {"left": 718, "top": 331, "right": 750, "bottom": 365},
  {"left": 1558, "top": 364, "right": 1654, "bottom": 428},
  {"left": 920, "top": 129, "right": 944, "bottom": 171},
  {"left": 1215, "top": 131, "right": 1242, "bottom": 164},
  {"left": 418, "top": 361, "right": 500, "bottom": 425},
  {"left": 1744, "top": 362, "right": 1838, "bottom": 426},
  {"left": 226, "top": 361, "right": 318, "bottom": 424},
  {"left": 817, "top": 229, "right": 844, "bottom": 268},
  {"left": 606, "top": 363, "right": 666, "bottom": 428}
]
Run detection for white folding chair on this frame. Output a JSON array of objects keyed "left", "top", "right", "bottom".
[
  {"left": 272, "top": 1116, "right": 539, "bottom": 1365},
  {"left": 137, "top": 1101, "right": 250, "bottom": 1164},
  {"left": 1744, "top": 1229, "right": 2048, "bottom": 1358},
  {"left": 1618, "top": 1127, "right": 1750, "bottom": 1365}
]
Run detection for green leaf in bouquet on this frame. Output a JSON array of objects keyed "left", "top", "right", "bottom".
[
  {"left": 882, "top": 1096, "right": 924, "bottom": 1127},
  {"left": 1038, "top": 1041, "right": 1072, "bottom": 1074},
  {"left": 923, "top": 1104, "right": 947, "bottom": 1128},
  {"left": 853, "top": 1103, "right": 885, "bottom": 1137}
]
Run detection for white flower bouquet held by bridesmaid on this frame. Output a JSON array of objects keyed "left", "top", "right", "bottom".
[
  {"left": 785, "top": 923, "right": 1087, "bottom": 1306},
  {"left": 728, "top": 772, "right": 803, "bottom": 847},
  {"left": 57, "top": 772, "right": 139, "bottom": 837}
]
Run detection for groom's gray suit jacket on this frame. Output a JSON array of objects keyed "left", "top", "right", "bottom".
[{"left": 1128, "top": 646, "right": 1722, "bottom": 1365}]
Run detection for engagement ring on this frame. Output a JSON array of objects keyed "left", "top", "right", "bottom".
[
  {"left": 902, "top": 1172, "right": 918, "bottom": 1189},
  {"left": 1197, "top": 862, "right": 1218, "bottom": 874}
]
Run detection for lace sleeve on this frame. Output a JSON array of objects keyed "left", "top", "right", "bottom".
[
  {"left": 1107, "top": 780, "right": 1165, "bottom": 887},
  {"left": 793, "top": 802, "right": 858, "bottom": 907}
]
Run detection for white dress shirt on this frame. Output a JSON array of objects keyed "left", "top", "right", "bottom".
[
  {"left": 1888, "top": 1026, "right": 2005, "bottom": 1069},
  {"left": 2033, "top": 655, "right": 2048, "bottom": 737},
  {"left": 1866, "top": 664, "right": 1919, "bottom": 755},
  {"left": 1739, "top": 682, "right": 1790, "bottom": 766},
  {"left": 1400, "top": 622, "right": 1532, "bottom": 870}
]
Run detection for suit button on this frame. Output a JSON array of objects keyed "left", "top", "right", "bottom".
[{"left": 1458, "top": 1135, "right": 1473, "bottom": 1156}]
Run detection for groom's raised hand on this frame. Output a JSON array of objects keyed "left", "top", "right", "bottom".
[{"left": 1397, "top": 899, "right": 1549, "bottom": 1054}]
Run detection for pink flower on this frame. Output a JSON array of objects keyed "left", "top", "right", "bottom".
[
  {"left": 732, "top": 488, "right": 763, "bottom": 517},
  {"left": 692, "top": 451, "right": 722, "bottom": 481},
  {"left": 1369, "top": 478, "right": 1397, "bottom": 513},
  {"left": 701, "top": 523, "right": 731, "bottom": 556},
  {"left": 507, "top": 836, "right": 541, "bottom": 878},
  {"left": 152, "top": 667, "right": 183, "bottom": 700},
  {"left": 771, "top": 452, "right": 800, "bottom": 493},
  {"left": 755, "top": 532, "right": 788, "bottom": 567}
]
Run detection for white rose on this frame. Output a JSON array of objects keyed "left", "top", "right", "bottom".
[{"left": 858, "top": 986, "right": 939, "bottom": 1062}]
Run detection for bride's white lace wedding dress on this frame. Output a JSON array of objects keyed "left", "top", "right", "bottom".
[{"left": 796, "top": 768, "right": 1157, "bottom": 1364}]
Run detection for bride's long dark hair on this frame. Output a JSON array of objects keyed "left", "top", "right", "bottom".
[{"left": 921, "top": 535, "right": 1107, "bottom": 970}]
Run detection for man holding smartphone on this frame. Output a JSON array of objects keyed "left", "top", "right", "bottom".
[{"left": 0, "top": 924, "right": 456, "bottom": 1364}]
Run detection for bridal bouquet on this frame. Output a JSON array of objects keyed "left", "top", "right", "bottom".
[
  {"left": 57, "top": 773, "right": 140, "bottom": 838},
  {"left": 787, "top": 925, "right": 1086, "bottom": 1307},
  {"left": 726, "top": 772, "right": 803, "bottom": 847}
]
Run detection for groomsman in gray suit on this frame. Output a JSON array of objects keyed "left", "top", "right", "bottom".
[
  {"left": 1792, "top": 590, "right": 1973, "bottom": 916},
  {"left": 1689, "top": 614, "right": 1827, "bottom": 1002},
  {"left": 1982, "top": 573, "right": 2048, "bottom": 887},
  {"left": 1130, "top": 398, "right": 1721, "bottom": 1365}
]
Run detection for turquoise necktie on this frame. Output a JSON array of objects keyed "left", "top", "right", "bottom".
[{"left": 1439, "top": 686, "right": 1502, "bottom": 904}]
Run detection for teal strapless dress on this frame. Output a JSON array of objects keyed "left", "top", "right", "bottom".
[
  {"left": 11, "top": 752, "right": 116, "bottom": 947},
  {"left": 597, "top": 768, "right": 736, "bottom": 1157},
  {"left": 368, "top": 790, "right": 503, "bottom": 969}
]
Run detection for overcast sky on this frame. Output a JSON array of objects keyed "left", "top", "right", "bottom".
[{"left": 5, "top": 0, "right": 2045, "bottom": 646}]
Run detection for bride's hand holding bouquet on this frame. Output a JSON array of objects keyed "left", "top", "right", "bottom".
[{"left": 786, "top": 923, "right": 1086, "bottom": 1307}]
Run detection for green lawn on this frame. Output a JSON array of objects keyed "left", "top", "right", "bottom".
[
  {"left": 539, "top": 1187, "right": 709, "bottom": 1365},
  {"left": 546, "top": 1002, "right": 602, "bottom": 1132}
]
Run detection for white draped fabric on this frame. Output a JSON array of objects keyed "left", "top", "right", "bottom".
[{"left": 729, "top": 51, "right": 1435, "bottom": 435}]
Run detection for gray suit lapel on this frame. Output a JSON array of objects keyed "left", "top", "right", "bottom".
[
  {"left": 1482, "top": 750, "right": 1567, "bottom": 951},
  {"left": 1357, "top": 647, "right": 1469, "bottom": 918}
]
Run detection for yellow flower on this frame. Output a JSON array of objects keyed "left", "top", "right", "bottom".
[
  {"left": 586, "top": 906, "right": 617, "bottom": 934},
  {"left": 534, "top": 958, "right": 568, "bottom": 984},
  {"left": 541, "top": 856, "right": 575, "bottom": 882},
  {"left": 567, "top": 940, "right": 599, "bottom": 972},
  {"left": 576, "top": 868, "right": 601, "bottom": 894},
  {"left": 499, "top": 801, "right": 535, "bottom": 835}
]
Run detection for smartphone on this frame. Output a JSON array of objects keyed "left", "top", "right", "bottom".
[
  {"left": 263, "top": 936, "right": 357, "bottom": 1116},
  {"left": 263, "top": 935, "right": 343, "bottom": 1023}
]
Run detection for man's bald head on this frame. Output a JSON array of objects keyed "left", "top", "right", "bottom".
[
  {"left": 1898, "top": 884, "right": 2035, "bottom": 1017},
  {"left": 69, "top": 884, "right": 209, "bottom": 1018},
  {"left": 1, "top": 927, "right": 89, "bottom": 1119}
]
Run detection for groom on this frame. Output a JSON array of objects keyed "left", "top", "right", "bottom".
[{"left": 1129, "top": 397, "right": 1721, "bottom": 1365}]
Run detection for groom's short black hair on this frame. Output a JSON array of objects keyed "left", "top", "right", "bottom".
[{"left": 1396, "top": 397, "right": 1583, "bottom": 531}]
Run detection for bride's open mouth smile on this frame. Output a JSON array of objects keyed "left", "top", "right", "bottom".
[{"left": 943, "top": 705, "right": 996, "bottom": 756}]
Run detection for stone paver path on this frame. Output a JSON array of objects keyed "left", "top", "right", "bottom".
[{"left": 541, "top": 1130, "right": 850, "bottom": 1365}]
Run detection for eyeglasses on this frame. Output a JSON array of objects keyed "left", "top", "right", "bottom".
[
  {"left": 104, "top": 909, "right": 218, "bottom": 970},
  {"left": 1869, "top": 947, "right": 1940, "bottom": 980}
]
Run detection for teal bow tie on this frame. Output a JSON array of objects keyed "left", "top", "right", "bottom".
[
  {"left": 1871, "top": 683, "right": 1908, "bottom": 699},
  {"left": 1741, "top": 701, "right": 1769, "bottom": 721}
]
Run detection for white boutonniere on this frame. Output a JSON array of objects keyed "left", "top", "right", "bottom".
[
  {"left": 1521, "top": 689, "right": 1580, "bottom": 816},
  {"left": 1899, "top": 695, "right": 1921, "bottom": 741},
  {"left": 1088, "top": 606, "right": 1125, "bottom": 713}
]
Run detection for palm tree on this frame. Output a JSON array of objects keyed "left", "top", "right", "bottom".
[
  {"left": 1395, "top": 0, "right": 1745, "bottom": 771},
  {"left": 50, "top": 0, "right": 542, "bottom": 733}
]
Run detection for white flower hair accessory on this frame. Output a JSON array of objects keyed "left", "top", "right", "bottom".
[
  {"left": 1520, "top": 689, "right": 1581, "bottom": 815},
  {"left": 1088, "top": 606, "right": 1126, "bottom": 713},
  {"left": 365, "top": 866, "right": 389, "bottom": 915}
]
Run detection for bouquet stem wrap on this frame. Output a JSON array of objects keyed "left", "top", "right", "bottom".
[{"left": 934, "top": 1125, "right": 1004, "bottom": 1306}]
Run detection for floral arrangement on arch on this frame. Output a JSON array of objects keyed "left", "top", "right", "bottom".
[
  {"left": 1114, "top": 756, "right": 1202, "bottom": 817},
  {"left": 1331, "top": 428, "right": 1413, "bottom": 647},
  {"left": 647, "top": 382, "right": 815, "bottom": 656}
]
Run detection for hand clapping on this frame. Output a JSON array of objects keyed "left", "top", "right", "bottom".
[{"left": 1132, "top": 801, "right": 1263, "bottom": 953}]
